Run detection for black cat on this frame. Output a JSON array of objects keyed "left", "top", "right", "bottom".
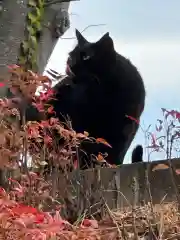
[
  {"left": 9, "top": 29, "right": 146, "bottom": 169},
  {"left": 54, "top": 29, "right": 146, "bottom": 168}
]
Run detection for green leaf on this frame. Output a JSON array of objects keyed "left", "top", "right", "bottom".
[
  {"left": 26, "top": 25, "right": 36, "bottom": 35},
  {"left": 29, "top": 35, "right": 37, "bottom": 46},
  {"left": 28, "top": 0, "right": 36, "bottom": 7},
  {"left": 36, "top": 22, "right": 42, "bottom": 32},
  {"left": 18, "top": 56, "right": 26, "bottom": 65},
  {"left": 34, "top": 7, "right": 42, "bottom": 19},
  {"left": 28, "top": 12, "right": 37, "bottom": 23},
  {"left": 38, "top": 0, "right": 45, "bottom": 7},
  {"left": 22, "top": 41, "right": 29, "bottom": 53},
  {"left": 33, "top": 21, "right": 42, "bottom": 32}
]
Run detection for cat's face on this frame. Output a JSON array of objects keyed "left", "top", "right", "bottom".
[{"left": 66, "top": 29, "right": 115, "bottom": 77}]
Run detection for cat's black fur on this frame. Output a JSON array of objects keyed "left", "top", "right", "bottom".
[
  {"left": 9, "top": 29, "right": 145, "bottom": 169},
  {"left": 131, "top": 145, "right": 143, "bottom": 163},
  {"left": 60, "top": 29, "right": 145, "bottom": 167}
]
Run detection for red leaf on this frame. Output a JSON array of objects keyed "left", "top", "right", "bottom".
[
  {"left": 74, "top": 159, "right": 78, "bottom": 169},
  {"left": 39, "top": 88, "right": 54, "bottom": 102},
  {"left": 46, "top": 88, "right": 54, "bottom": 98},
  {"left": 32, "top": 102, "right": 45, "bottom": 112},
  {"left": 76, "top": 133, "right": 88, "bottom": 139},
  {"left": 13, "top": 218, "right": 26, "bottom": 228},
  {"left": 8, "top": 178, "right": 20, "bottom": 184},
  {"left": 0, "top": 99, "right": 8, "bottom": 107},
  {"left": 152, "top": 164, "right": 169, "bottom": 171},
  {"left": 126, "top": 115, "right": 139, "bottom": 124},
  {"left": 96, "top": 138, "right": 112, "bottom": 148},
  {"left": 151, "top": 133, "right": 156, "bottom": 146},
  {"left": 47, "top": 106, "right": 55, "bottom": 114},
  {"left": 146, "top": 145, "right": 161, "bottom": 151},
  {"left": 44, "top": 135, "right": 52, "bottom": 144},
  {"left": 8, "top": 178, "right": 24, "bottom": 195},
  {"left": 164, "top": 110, "right": 176, "bottom": 119},
  {"left": 49, "top": 117, "right": 59, "bottom": 126},
  {"left": 0, "top": 82, "right": 5, "bottom": 88},
  {"left": 82, "top": 219, "right": 92, "bottom": 227},
  {"left": 13, "top": 187, "right": 24, "bottom": 195},
  {"left": 28, "top": 70, "right": 38, "bottom": 78},
  {"left": 110, "top": 164, "right": 119, "bottom": 168},
  {"left": 34, "top": 213, "right": 45, "bottom": 223},
  {"left": 0, "top": 187, "right": 6, "bottom": 197},
  {"left": 39, "top": 120, "right": 50, "bottom": 128},
  {"left": 7, "top": 64, "right": 20, "bottom": 69},
  {"left": 97, "top": 153, "right": 104, "bottom": 162},
  {"left": 173, "top": 131, "right": 180, "bottom": 138},
  {"left": 27, "top": 125, "right": 40, "bottom": 138},
  {"left": 11, "top": 204, "right": 38, "bottom": 216},
  {"left": 175, "top": 111, "right": 180, "bottom": 120},
  {"left": 156, "top": 125, "right": 162, "bottom": 132},
  {"left": 175, "top": 169, "right": 180, "bottom": 175},
  {"left": 39, "top": 92, "right": 48, "bottom": 101},
  {"left": 24, "top": 229, "right": 46, "bottom": 239},
  {"left": 28, "top": 172, "right": 38, "bottom": 179},
  {"left": 82, "top": 219, "right": 98, "bottom": 228},
  {"left": 169, "top": 110, "right": 176, "bottom": 118}
]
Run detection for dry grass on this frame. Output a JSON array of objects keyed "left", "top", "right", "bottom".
[
  {"left": 97, "top": 202, "right": 180, "bottom": 239},
  {"left": 1, "top": 201, "right": 180, "bottom": 239},
  {"left": 63, "top": 202, "right": 180, "bottom": 240}
]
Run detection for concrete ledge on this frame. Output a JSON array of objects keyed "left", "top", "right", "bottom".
[{"left": 64, "top": 158, "right": 180, "bottom": 216}]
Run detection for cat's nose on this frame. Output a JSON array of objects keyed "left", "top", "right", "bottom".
[
  {"left": 67, "top": 56, "right": 73, "bottom": 66},
  {"left": 65, "top": 64, "right": 75, "bottom": 77}
]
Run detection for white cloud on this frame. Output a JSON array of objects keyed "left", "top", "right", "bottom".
[
  {"left": 113, "top": 40, "right": 180, "bottom": 162},
  {"left": 114, "top": 40, "right": 180, "bottom": 90}
]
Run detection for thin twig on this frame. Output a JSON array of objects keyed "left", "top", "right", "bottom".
[
  {"left": 145, "top": 164, "right": 160, "bottom": 239},
  {"left": 81, "top": 24, "right": 107, "bottom": 34},
  {"left": 60, "top": 24, "right": 106, "bottom": 40},
  {"left": 104, "top": 201, "right": 122, "bottom": 239},
  {"left": 22, "top": 108, "right": 32, "bottom": 204},
  {"left": 163, "top": 117, "right": 180, "bottom": 212},
  {"left": 132, "top": 177, "right": 139, "bottom": 240},
  {"left": 44, "top": 0, "right": 79, "bottom": 7},
  {"left": 167, "top": 158, "right": 180, "bottom": 212}
]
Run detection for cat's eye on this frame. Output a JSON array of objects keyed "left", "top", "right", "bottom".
[
  {"left": 80, "top": 51, "right": 91, "bottom": 61},
  {"left": 83, "top": 55, "right": 90, "bottom": 60}
]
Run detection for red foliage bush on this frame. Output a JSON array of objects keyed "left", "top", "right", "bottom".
[
  {"left": 0, "top": 65, "right": 111, "bottom": 239},
  {"left": 0, "top": 65, "right": 178, "bottom": 239}
]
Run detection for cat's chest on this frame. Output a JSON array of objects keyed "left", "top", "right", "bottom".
[{"left": 68, "top": 73, "right": 118, "bottom": 110}]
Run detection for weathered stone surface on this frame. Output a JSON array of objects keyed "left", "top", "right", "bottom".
[
  {"left": 38, "top": 2, "right": 70, "bottom": 74},
  {"left": 0, "top": 0, "right": 70, "bottom": 96},
  {"left": 0, "top": 0, "right": 29, "bottom": 96},
  {"left": 53, "top": 158, "right": 180, "bottom": 218}
]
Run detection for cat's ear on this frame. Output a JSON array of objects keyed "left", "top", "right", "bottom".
[
  {"left": 75, "top": 29, "right": 88, "bottom": 46},
  {"left": 96, "top": 32, "right": 114, "bottom": 49},
  {"left": 99, "top": 32, "right": 110, "bottom": 41}
]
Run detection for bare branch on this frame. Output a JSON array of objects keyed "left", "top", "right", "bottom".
[
  {"left": 81, "top": 24, "right": 106, "bottom": 34},
  {"left": 45, "top": 0, "right": 79, "bottom": 7},
  {"left": 60, "top": 24, "right": 106, "bottom": 40}
]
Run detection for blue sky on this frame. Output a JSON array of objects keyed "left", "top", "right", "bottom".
[{"left": 46, "top": 0, "right": 180, "bottom": 163}]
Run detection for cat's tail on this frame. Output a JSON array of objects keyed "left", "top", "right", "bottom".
[{"left": 131, "top": 145, "right": 143, "bottom": 163}]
